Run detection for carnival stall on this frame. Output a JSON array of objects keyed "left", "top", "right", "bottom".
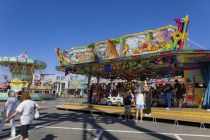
[{"left": 56, "top": 16, "right": 210, "bottom": 108}]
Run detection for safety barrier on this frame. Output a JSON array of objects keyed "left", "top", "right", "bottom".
[{"left": 56, "top": 103, "right": 210, "bottom": 128}]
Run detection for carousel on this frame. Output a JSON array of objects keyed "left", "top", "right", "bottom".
[
  {"left": 0, "top": 52, "right": 46, "bottom": 99},
  {"left": 55, "top": 15, "right": 210, "bottom": 108}
]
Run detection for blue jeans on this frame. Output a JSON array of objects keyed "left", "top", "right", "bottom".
[{"left": 166, "top": 92, "right": 172, "bottom": 109}]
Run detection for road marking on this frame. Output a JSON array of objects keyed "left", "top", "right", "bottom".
[
  {"left": 36, "top": 126, "right": 98, "bottom": 131},
  {"left": 5, "top": 124, "right": 97, "bottom": 131},
  {"left": 5, "top": 125, "right": 210, "bottom": 139},
  {"left": 105, "top": 129, "right": 210, "bottom": 138},
  {"left": 95, "top": 129, "right": 103, "bottom": 140},
  {"left": 174, "top": 135, "right": 183, "bottom": 140},
  {"left": 176, "top": 133, "right": 210, "bottom": 137}
]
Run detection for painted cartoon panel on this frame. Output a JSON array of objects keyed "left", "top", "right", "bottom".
[
  {"left": 123, "top": 27, "right": 176, "bottom": 56},
  {"left": 94, "top": 43, "right": 109, "bottom": 60},
  {"left": 56, "top": 16, "right": 190, "bottom": 64},
  {"left": 61, "top": 47, "right": 95, "bottom": 64}
]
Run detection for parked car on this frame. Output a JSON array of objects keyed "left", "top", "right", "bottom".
[{"left": 106, "top": 94, "right": 123, "bottom": 106}]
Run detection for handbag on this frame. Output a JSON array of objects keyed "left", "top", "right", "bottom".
[
  {"left": 34, "top": 109, "right": 39, "bottom": 119},
  {"left": 34, "top": 103, "right": 40, "bottom": 119}
]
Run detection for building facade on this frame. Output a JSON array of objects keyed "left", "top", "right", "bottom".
[{"left": 31, "top": 74, "right": 88, "bottom": 97}]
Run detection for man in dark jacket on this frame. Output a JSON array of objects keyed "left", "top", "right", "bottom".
[
  {"left": 145, "top": 86, "right": 153, "bottom": 116},
  {"left": 174, "top": 79, "right": 184, "bottom": 107},
  {"left": 123, "top": 89, "right": 132, "bottom": 120}
]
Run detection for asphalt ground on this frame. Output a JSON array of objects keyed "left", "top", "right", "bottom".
[{"left": 1, "top": 99, "right": 210, "bottom": 140}]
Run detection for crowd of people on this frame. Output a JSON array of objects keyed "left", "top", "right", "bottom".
[
  {"left": 89, "top": 79, "right": 187, "bottom": 122},
  {"left": 122, "top": 79, "right": 187, "bottom": 122},
  {"left": 0, "top": 90, "right": 40, "bottom": 140},
  {"left": 0, "top": 79, "right": 187, "bottom": 138}
]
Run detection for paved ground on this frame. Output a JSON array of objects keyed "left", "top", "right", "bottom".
[{"left": 1, "top": 99, "right": 210, "bottom": 140}]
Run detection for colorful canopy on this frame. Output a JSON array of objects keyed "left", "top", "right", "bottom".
[
  {"left": 56, "top": 16, "right": 189, "bottom": 66},
  {"left": 56, "top": 50, "right": 210, "bottom": 80},
  {"left": 55, "top": 16, "right": 210, "bottom": 79}
]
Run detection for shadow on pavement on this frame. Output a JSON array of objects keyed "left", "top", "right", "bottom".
[
  {"left": 42, "top": 134, "right": 57, "bottom": 140},
  {"left": 31, "top": 108, "right": 176, "bottom": 140},
  {"left": 1, "top": 106, "right": 176, "bottom": 140}
]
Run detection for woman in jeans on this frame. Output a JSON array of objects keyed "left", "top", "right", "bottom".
[
  {"left": 6, "top": 92, "right": 40, "bottom": 140},
  {"left": 164, "top": 84, "right": 173, "bottom": 110}
]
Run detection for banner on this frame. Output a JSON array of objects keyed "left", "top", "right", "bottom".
[
  {"left": 123, "top": 27, "right": 176, "bottom": 56},
  {"left": 61, "top": 47, "right": 95, "bottom": 64}
]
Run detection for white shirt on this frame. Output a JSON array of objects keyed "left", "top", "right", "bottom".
[
  {"left": 16, "top": 100, "right": 39, "bottom": 125},
  {"left": 136, "top": 93, "right": 144, "bottom": 105}
]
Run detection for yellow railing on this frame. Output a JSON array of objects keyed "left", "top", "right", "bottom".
[{"left": 56, "top": 103, "right": 210, "bottom": 125}]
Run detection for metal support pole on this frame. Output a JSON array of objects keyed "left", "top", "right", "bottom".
[
  {"left": 96, "top": 76, "right": 100, "bottom": 100},
  {"left": 87, "top": 73, "right": 92, "bottom": 103},
  {"left": 200, "top": 123, "right": 205, "bottom": 128},
  {"left": 174, "top": 120, "right": 179, "bottom": 126}
]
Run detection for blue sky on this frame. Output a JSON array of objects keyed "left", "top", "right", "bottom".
[{"left": 0, "top": 0, "right": 210, "bottom": 81}]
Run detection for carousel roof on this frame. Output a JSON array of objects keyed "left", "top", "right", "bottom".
[{"left": 0, "top": 52, "right": 46, "bottom": 70}]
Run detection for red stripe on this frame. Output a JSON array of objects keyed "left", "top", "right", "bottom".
[
  {"left": 186, "top": 95, "right": 193, "bottom": 101},
  {"left": 194, "top": 50, "right": 205, "bottom": 53},
  {"left": 184, "top": 67, "right": 200, "bottom": 70}
]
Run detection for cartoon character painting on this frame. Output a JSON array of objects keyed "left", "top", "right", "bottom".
[
  {"left": 106, "top": 40, "right": 119, "bottom": 59},
  {"left": 56, "top": 16, "right": 189, "bottom": 64},
  {"left": 59, "top": 48, "right": 94, "bottom": 64},
  {"left": 123, "top": 27, "right": 176, "bottom": 56},
  {"left": 94, "top": 43, "right": 108, "bottom": 60}
]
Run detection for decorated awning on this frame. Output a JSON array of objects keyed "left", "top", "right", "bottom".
[
  {"left": 56, "top": 50, "right": 210, "bottom": 79},
  {"left": 56, "top": 16, "right": 189, "bottom": 66},
  {"left": 55, "top": 16, "right": 210, "bottom": 79}
]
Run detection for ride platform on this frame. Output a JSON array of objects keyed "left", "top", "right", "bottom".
[{"left": 56, "top": 103, "right": 210, "bottom": 128}]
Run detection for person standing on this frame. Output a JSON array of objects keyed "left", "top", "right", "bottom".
[
  {"left": 0, "top": 90, "right": 18, "bottom": 137},
  {"left": 123, "top": 89, "right": 132, "bottom": 121},
  {"left": 131, "top": 90, "right": 135, "bottom": 106},
  {"left": 88, "top": 85, "right": 94, "bottom": 103},
  {"left": 145, "top": 86, "right": 153, "bottom": 116},
  {"left": 5, "top": 92, "right": 40, "bottom": 140},
  {"left": 164, "top": 83, "right": 173, "bottom": 110},
  {"left": 181, "top": 83, "right": 187, "bottom": 105},
  {"left": 135, "top": 89, "right": 144, "bottom": 122},
  {"left": 174, "top": 79, "right": 183, "bottom": 107}
]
